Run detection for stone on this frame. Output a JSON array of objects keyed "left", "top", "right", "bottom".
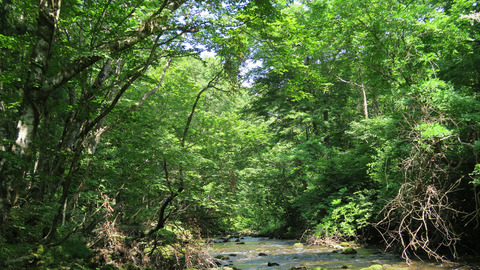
[
  {"left": 215, "top": 254, "right": 230, "bottom": 260},
  {"left": 342, "top": 247, "right": 357, "bottom": 254},
  {"left": 293, "top": 242, "right": 304, "bottom": 248},
  {"left": 360, "top": 264, "right": 383, "bottom": 270}
]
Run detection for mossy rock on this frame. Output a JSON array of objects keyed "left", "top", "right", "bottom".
[
  {"left": 215, "top": 254, "right": 230, "bottom": 260},
  {"left": 340, "top": 242, "right": 351, "bottom": 247},
  {"left": 360, "top": 264, "right": 383, "bottom": 270},
  {"left": 293, "top": 243, "right": 304, "bottom": 248},
  {"left": 342, "top": 247, "right": 357, "bottom": 254}
]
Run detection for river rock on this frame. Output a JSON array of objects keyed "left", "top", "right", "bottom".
[
  {"left": 293, "top": 242, "right": 304, "bottom": 248},
  {"left": 290, "top": 267, "right": 307, "bottom": 270},
  {"left": 223, "top": 267, "right": 241, "bottom": 270},
  {"left": 236, "top": 242, "right": 245, "bottom": 245},
  {"left": 360, "top": 264, "right": 383, "bottom": 270},
  {"left": 259, "top": 252, "right": 268, "bottom": 256},
  {"left": 215, "top": 254, "right": 230, "bottom": 260},
  {"left": 268, "top": 262, "right": 280, "bottom": 266},
  {"left": 342, "top": 247, "right": 357, "bottom": 254}
]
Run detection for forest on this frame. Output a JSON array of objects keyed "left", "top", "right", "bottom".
[{"left": 1, "top": 0, "right": 480, "bottom": 268}]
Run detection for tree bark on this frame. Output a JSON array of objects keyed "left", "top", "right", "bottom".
[{"left": 0, "top": 0, "right": 62, "bottom": 225}]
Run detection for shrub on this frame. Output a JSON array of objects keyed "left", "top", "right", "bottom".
[{"left": 313, "top": 189, "right": 376, "bottom": 239}]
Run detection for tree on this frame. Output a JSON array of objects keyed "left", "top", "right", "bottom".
[
  {"left": 242, "top": 0, "right": 480, "bottom": 260},
  {"left": 0, "top": 0, "right": 275, "bottom": 267}
]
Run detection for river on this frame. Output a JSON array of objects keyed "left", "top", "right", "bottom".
[{"left": 210, "top": 237, "right": 477, "bottom": 269}]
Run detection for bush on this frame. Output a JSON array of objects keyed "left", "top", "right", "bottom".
[{"left": 313, "top": 189, "right": 377, "bottom": 239}]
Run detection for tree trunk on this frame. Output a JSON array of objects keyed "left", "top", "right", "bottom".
[
  {"left": 0, "top": 0, "right": 62, "bottom": 225},
  {"left": 360, "top": 83, "right": 369, "bottom": 119}
]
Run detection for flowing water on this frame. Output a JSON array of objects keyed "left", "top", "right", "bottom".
[{"left": 210, "top": 237, "right": 477, "bottom": 270}]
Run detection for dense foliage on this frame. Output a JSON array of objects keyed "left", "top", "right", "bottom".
[
  {"left": 242, "top": 0, "right": 480, "bottom": 262},
  {"left": 1, "top": 0, "right": 480, "bottom": 268}
]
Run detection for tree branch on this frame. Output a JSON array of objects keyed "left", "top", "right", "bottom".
[
  {"left": 40, "top": 0, "right": 187, "bottom": 97},
  {"left": 181, "top": 69, "right": 224, "bottom": 147}
]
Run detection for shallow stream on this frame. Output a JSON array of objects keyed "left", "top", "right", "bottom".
[{"left": 210, "top": 237, "right": 476, "bottom": 270}]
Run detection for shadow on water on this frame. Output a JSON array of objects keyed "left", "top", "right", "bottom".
[{"left": 209, "top": 237, "right": 478, "bottom": 270}]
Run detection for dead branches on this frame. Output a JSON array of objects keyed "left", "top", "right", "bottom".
[
  {"left": 377, "top": 180, "right": 462, "bottom": 262},
  {"left": 376, "top": 114, "right": 464, "bottom": 262}
]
